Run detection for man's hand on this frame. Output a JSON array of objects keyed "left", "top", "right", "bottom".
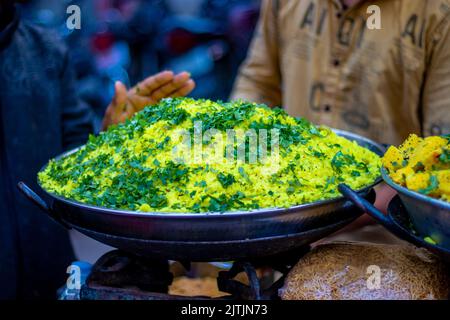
[{"left": 102, "top": 71, "right": 195, "bottom": 130}]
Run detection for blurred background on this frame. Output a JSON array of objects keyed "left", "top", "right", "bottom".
[
  {"left": 20, "top": 0, "right": 260, "bottom": 129},
  {"left": 18, "top": 0, "right": 260, "bottom": 262}
]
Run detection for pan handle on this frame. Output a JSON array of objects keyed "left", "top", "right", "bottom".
[
  {"left": 17, "top": 182, "right": 70, "bottom": 229},
  {"left": 338, "top": 184, "right": 391, "bottom": 226},
  {"left": 338, "top": 183, "right": 423, "bottom": 247}
]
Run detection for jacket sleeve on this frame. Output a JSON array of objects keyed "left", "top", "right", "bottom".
[
  {"left": 422, "top": 16, "right": 450, "bottom": 136},
  {"left": 230, "top": 0, "right": 282, "bottom": 107},
  {"left": 60, "top": 50, "right": 95, "bottom": 150}
]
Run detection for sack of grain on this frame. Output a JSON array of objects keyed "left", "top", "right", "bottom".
[{"left": 280, "top": 242, "right": 449, "bottom": 300}]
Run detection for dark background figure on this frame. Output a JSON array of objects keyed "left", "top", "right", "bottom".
[{"left": 0, "top": 1, "right": 94, "bottom": 299}]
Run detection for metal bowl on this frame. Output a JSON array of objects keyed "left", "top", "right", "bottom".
[
  {"left": 18, "top": 129, "right": 384, "bottom": 260},
  {"left": 381, "top": 167, "right": 450, "bottom": 248},
  {"left": 338, "top": 186, "right": 450, "bottom": 261}
]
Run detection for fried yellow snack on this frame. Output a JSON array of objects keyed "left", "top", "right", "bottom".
[
  {"left": 436, "top": 170, "right": 450, "bottom": 202},
  {"left": 405, "top": 172, "right": 430, "bottom": 192},
  {"left": 383, "top": 146, "right": 404, "bottom": 173},
  {"left": 383, "top": 134, "right": 450, "bottom": 202}
]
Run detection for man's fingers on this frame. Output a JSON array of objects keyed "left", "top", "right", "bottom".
[
  {"left": 128, "top": 94, "right": 156, "bottom": 112},
  {"left": 134, "top": 71, "right": 174, "bottom": 96},
  {"left": 113, "top": 81, "right": 128, "bottom": 105},
  {"left": 150, "top": 72, "right": 192, "bottom": 101},
  {"left": 129, "top": 78, "right": 194, "bottom": 112},
  {"left": 126, "top": 71, "right": 193, "bottom": 113},
  {"left": 112, "top": 81, "right": 128, "bottom": 115},
  {"left": 170, "top": 79, "right": 196, "bottom": 98}
]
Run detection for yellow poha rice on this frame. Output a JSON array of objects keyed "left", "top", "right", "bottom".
[{"left": 39, "top": 98, "right": 381, "bottom": 213}]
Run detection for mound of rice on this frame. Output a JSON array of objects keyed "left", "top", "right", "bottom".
[{"left": 39, "top": 98, "right": 381, "bottom": 213}]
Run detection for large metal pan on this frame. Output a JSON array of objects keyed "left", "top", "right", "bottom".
[{"left": 18, "top": 129, "right": 384, "bottom": 261}]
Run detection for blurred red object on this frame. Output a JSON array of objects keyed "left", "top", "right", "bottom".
[
  {"left": 91, "top": 32, "right": 115, "bottom": 53},
  {"left": 165, "top": 28, "right": 198, "bottom": 55}
]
